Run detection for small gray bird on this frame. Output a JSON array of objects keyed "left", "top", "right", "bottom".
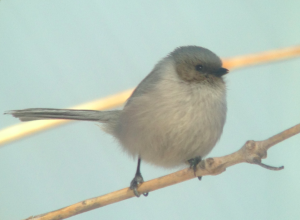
[{"left": 6, "top": 46, "right": 228, "bottom": 197}]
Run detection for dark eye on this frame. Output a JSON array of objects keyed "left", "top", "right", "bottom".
[{"left": 195, "top": 64, "right": 203, "bottom": 71}]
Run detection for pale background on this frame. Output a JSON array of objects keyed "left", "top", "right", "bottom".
[{"left": 1, "top": 1, "right": 300, "bottom": 220}]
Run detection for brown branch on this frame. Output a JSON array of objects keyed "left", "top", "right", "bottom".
[
  {"left": 222, "top": 45, "right": 300, "bottom": 70},
  {"left": 24, "top": 123, "right": 300, "bottom": 220}
]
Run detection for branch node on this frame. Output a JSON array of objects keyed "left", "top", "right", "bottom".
[
  {"left": 243, "top": 140, "right": 268, "bottom": 163},
  {"left": 206, "top": 158, "right": 215, "bottom": 167},
  {"left": 245, "top": 140, "right": 256, "bottom": 150},
  {"left": 198, "top": 158, "right": 226, "bottom": 176}
]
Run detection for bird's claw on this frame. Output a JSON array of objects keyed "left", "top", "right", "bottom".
[
  {"left": 188, "top": 156, "right": 202, "bottom": 180},
  {"left": 130, "top": 173, "right": 148, "bottom": 197}
]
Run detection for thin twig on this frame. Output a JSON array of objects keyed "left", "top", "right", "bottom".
[{"left": 24, "top": 123, "right": 300, "bottom": 220}]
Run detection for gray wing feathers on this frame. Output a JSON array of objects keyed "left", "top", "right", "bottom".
[{"left": 5, "top": 108, "right": 121, "bottom": 123}]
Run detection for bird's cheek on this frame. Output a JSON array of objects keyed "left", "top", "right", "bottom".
[{"left": 177, "top": 67, "right": 194, "bottom": 81}]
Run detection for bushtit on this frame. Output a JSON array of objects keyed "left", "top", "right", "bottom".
[{"left": 6, "top": 46, "right": 228, "bottom": 197}]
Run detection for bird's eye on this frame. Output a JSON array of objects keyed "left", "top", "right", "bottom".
[{"left": 195, "top": 64, "right": 203, "bottom": 71}]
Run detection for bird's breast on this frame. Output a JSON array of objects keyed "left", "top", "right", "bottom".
[{"left": 115, "top": 78, "right": 227, "bottom": 168}]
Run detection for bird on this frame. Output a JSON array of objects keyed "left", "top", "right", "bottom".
[{"left": 6, "top": 46, "right": 228, "bottom": 197}]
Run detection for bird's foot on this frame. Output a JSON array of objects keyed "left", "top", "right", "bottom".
[
  {"left": 130, "top": 173, "right": 149, "bottom": 197},
  {"left": 187, "top": 156, "right": 202, "bottom": 180}
]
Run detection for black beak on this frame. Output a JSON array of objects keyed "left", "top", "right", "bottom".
[{"left": 214, "top": 67, "right": 229, "bottom": 77}]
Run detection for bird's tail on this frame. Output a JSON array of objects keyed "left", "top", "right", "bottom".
[{"left": 5, "top": 108, "right": 121, "bottom": 123}]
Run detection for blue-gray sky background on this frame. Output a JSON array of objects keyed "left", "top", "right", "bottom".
[{"left": 1, "top": 1, "right": 300, "bottom": 219}]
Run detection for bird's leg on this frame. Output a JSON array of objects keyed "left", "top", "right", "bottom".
[
  {"left": 187, "top": 156, "right": 202, "bottom": 180},
  {"left": 130, "top": 157, "right": 149, "bottom": 197}
]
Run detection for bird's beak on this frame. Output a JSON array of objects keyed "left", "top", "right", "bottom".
[{"left": 215, "top": 67, "right": 229, "bottom": 77}]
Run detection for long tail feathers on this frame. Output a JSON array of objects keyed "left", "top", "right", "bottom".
[{"left": 5, "top": 108, "right": 121, "bottom": 123}]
